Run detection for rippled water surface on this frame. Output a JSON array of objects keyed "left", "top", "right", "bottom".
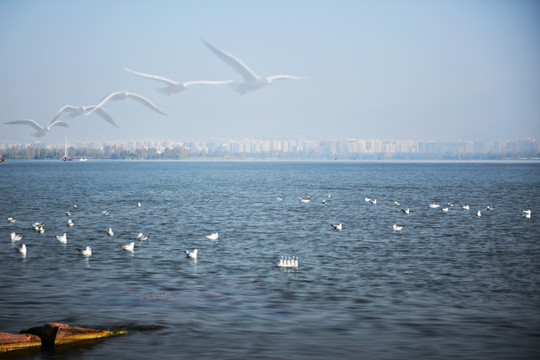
[{"left": 1, "top": 161, "right": 539, "bottom": 359}]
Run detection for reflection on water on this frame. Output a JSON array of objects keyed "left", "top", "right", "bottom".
[{"left": 0, "top": 161, "right": 539, "bottom": 359}]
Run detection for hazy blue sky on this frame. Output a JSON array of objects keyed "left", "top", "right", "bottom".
[{"left": 1, "top": 0, "right": 539, "bottom": 144}]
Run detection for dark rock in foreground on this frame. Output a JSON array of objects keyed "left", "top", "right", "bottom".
[{"left": 0, "top": 323, "right": 126, "bottom": 352}]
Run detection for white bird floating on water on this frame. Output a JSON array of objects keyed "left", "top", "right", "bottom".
[
  {"left": 78, "top": 246, "right": 92, "bottom": 257},
  {"left": 8, "top": 217, "right": 16, "bottom": 223},
  {"left": 86, "top": 91, "right": 167, "bottom": 117},
  {"left": 462, "top": 205, "right": 470, "bottom": 210},
  {"left": 322, "top": 200, "right": 327, "bottom": 204},
  {"left": 32, "top": 222, "right": 44, "bottom": 231},
  {"left": 38, "top": 226, "right": 45, "bottom": 234},
  {"left": 441, "top": 207, "right": 449, "bottom": 212},
  {"left": 5, "top": 119, "right": 68, "bottom": 138},
  {"left": 402, "top": 208, "right": 410, "bottom": 214},
  {"left": 486, "top": 206, "right": 494, "bottom": 211},
  {"left": 66, "top": 211, "right": 71, "bottom": 216},
  {"left": 522, "top": 210, "right": 531, "bottom": 219},
  {"left": 55, "top": 233, "right": 67, "bottom": 244},
  {"left": 299, "top": 197, "right": 311, "bottom": 203},
  {"left": 137, "top": 232, "right": 149, "bottom": 241},
  {"left": 393, "top": 224, "right": 404, "bottom": 231},
  {"left": 16, "top": 244, "right": 27, "bottom": 257},
  {"left": 365, "top": 197, "right": 371, "bottom": 202},
  {"left": 67, "top": 219, "right": 74, "bottom": 227},
  {"left": 125, "top": 67, "right": 233, "bottom": 96},
  {"left": 332, "top": 223, "right": 343, "bottom": 231},
  {"left": 202, "top": 39, "right": 304, "bottom": 95},
  {"left": 394, "top": 201, "right": 401, "bottom": 206},
  {"left": 73, "top": 204, "right": 79, "bottom": 209},
  {"left": 49, "top": 104, "right": 119, "bottom": 128},
  {"left": 108, "top": 227, "right": 114, "bottom": 237},
  {"left": 278, "top": 256, "right": 299, "bottom": 268},
  {"left": 277, "top": 197, "right": 283, "bottom": 201},
  {"left": 121, "top": 242, "right": 135, "bottom": 253},
  {"left": 204, "top": 232, "right": 219, "bottom": 241},
  {"left": 102, "top": 210, "right": 109, "bottom": 216},
  {"left": 10, "top": 232, "right": 23, "bottom": 242},
  {"left": 429, "top": 204, "right": 440, "bottom": 209},
  {"left": 185, "top": 249, "right": 198, "bottom": 260},
  {"left": 476, "top": 210, "right": 482, "bottom": 217},
  {"left": 137, "top": 202, "right": 142, "bottom": 207},
  {"left": 370, "top": 199, "right": 377, "bottom": 205}
]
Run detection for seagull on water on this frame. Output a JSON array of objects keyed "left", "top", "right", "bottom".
[
  {"left": 394, "top": 201, "right": 401, "bottom": 206},
  {"left": 108, "top": 227, "right": 114, "bottom": 237},
  {"left": 8, "top": 217, "right": 16, "bottom": 223},
  {"left": 364, "top": 197, "right": 371, "bottom": 202},
  {"left": 277, "top": 197, "right": 283, "bottom": 201},
  {"left": 332, "top": 223, "right": 343, "bottom": 231},
  {"left": 137, "top": 232, "right": 149, "bottom": 241},
  {"left": 429, "top": 204, "right": 440, "bottom": 209},
  {"left": 10, "top": 232, "right": 23, "bottom": 242},
  {"left": 441, "top": 207, "right": 449, "bottom": 212},
  {"left": 204, "top": 232, "right": 219, "bottom": 241},
  {"left": 67, "top": 219, "right": 74, "bottom": 227},
  {"left": 16, "top": 244, "right": 27, "bottom": 257},
  {"left": 86, "top": 91, "right": 167, "bottom": 117},
  {"left": 476, "top": 210, "right": 482, "bottom": 217},
  {"left": 49, "top": 104, "right": 119, "bottom": 128},
  {"left": 402, "top": 208, "right": 410, "bottom": 214},
  {"left": 78, "top": 246, "right": 92, "bottom": 257},
  {"left": 137, "top": 202, "right": 142, "bottom": 207},
  {"left": 55, "top": 233, "right": 67, "bottom": 244},
  {"left": 370, "top": 199, "right": 377, "bottom": 205},
  {"left": 299, "top": 197, "right": 311, "bottom": 203},
  {"left": 393, "top": 224, "right": 404, "bottom": 231},
  {"left": 202, "top": 39, "right": 304, "bottom": 95},
  {"left": 125, "top": 67, "right": 233, "bottom": 96},
  {"left": 102, "top": 210, "right": 109, "bottom": 216},
  {"left": 121, "top": 242, "right": 135, "bottom": 252},
  {"left": 486, "top": 206, "right": 494, "bottom": 211},
  {"left": 73, "top": 204, "right": 79, "bottom": 209},
  {"left": 185, "top": 248, "right": 198, "bottom": 260},
  {"left": 5, "top": 119, "right": 68, "bottom": 138},
  {"left": 462, "top": 205, "right": 470, "bottom": 210},
  {"left": 522, "top": 210, "right": 531, "bottom": 219}
]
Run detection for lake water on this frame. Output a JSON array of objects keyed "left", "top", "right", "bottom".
[{"left": 1, "top": 160, "right": 539, "bottom": 359}]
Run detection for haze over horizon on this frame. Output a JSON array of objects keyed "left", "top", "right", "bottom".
[{"left": 1, "top": 0, "right": 539, "bottom": 145}]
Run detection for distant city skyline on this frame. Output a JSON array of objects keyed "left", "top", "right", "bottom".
[
  {"left": 2, "top": 137, "right": 537, "bottom": 160},
  {"left": 1, "top": 1, "right": 539, "bottom": 144}
]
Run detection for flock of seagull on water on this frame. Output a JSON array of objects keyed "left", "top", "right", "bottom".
[
  {"left": 5, "top": 194, "right": 533, "bottom": 267},
  {"left": 6, "top": 201, "right": 215, "bottom": 261},
  {"left": 5, "top": 39, "right": 304, "bottom": 138}
]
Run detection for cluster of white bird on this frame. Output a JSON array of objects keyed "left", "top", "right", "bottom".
[
  {"left": 294, "top": 193, "right": 533, "bottom": 236},
  {"left": 6, "top": 202, "right": 151, "bottom": 258},
  {"left": 5, "top": 39, "right": 303, "bottom": 138}
]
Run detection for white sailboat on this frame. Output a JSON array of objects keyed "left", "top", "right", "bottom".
[{"left": 63, "top": 137, "right": 72, "bottom": 161}]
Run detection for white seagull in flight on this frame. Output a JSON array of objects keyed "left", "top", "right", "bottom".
[
  {"left": 50, "top": 105, "right": 119, "bottom": 128},
  {"left": 124, "top": 67, "right": 233, "bottom": 96},
  {"left": 5, "top": 119, "right": 68, "bottom": 138},
  {"left": 85, "top": 91, "right": 167, "bottom": 117},
  {"left": 201, "top": 39, "right": 304, "bottom": 94}
]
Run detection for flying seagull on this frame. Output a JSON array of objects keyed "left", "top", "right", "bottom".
[
  {"left": 201, "top": 38, "right": 303, "bottom": 94},
  {"left": 5, "top": 119, "right": 68, "bottom": 138},
  {"left": 124, "top": 67, "right": 233, "bottom": 96},
  {"left": 86, "top": 91, "right": 167, "bottom": 117},
  {"left": 50, "top": 105, "right": 119, "bottom": 128}
]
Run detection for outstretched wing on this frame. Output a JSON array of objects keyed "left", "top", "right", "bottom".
[
  {"left": 48, "top": 120, "right": 69, "bottom": 129},
  {"left": 182, "top": 79, "right": 234, "bottom": 87},
  {"left": 49, "top": 104, "right": 81, "bottom": 125},
  {"left": 5, "top": 119, "right": 43, "bottom": 131},
  {"left": 267, "top": 75, "right": 304, "bottom": 82},
  {"left": 201, "top": 39, "right": 259, "bottom": 82},
  {"left": 85, "top": 106, "right": 119, "bottom": 127},
  {"left": 124, "top": 67, "right": 179, "bottom": 86},
  {"left": 125, "top": 92, "right": 167, "bottom": 116}
]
